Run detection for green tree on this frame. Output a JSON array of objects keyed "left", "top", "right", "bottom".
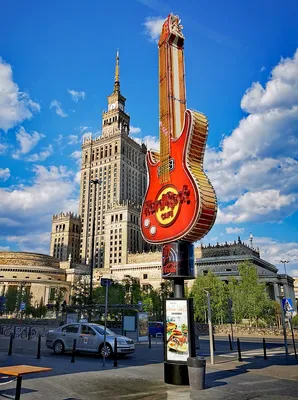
[
  {"left": 93, "top": 281, "right": 126, "bottom": 305},
  {"left": 228, "top": 262, "right": 276, "bottom": 326},
  {"left": 5, "top": 286, "right": 18, "bottom": 314},
  {"left": 190, "top": 272, "right": 228, "bottom": 324},
  {"left": 71, "top": 280, "right": 90, "bottom": 308},
  {"left": 123, "top": 276, "right": 142, "bottom": 304}
]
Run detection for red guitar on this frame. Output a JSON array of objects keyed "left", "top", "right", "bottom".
[{"left": 141, "top": 14, "right": 217, "bottom": 244}]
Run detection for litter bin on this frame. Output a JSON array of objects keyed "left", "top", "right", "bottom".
[{"left": 187, "top": 356, "right": 206, "bottom": 390}]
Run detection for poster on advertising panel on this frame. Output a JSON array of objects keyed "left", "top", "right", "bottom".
[
  {"left": 165, "top": 299, "right": 189, "bottom": 362},
  {"left": 138, "top": 312, "right": 149, "bottom": 342}
]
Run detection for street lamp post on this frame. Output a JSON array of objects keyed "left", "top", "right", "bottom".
[
  {"left": 279, "top": 260, "right": 289, "bottom": 275},
  {"left": 89, "top": 179, "right": 101, "bottom": 309},
  {"left": 204, "top": 288, "right": 214, "bottom": 365}
]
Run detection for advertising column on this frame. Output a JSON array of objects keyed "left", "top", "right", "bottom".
[{"left": 162, "top": 242, "right": 196, "bottom": 385}]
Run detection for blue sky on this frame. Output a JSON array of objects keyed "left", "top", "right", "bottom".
[{"left": 0, "top": 0, "right": 298, "bottom": 275}]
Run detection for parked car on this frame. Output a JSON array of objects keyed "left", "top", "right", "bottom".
[
  {"left": 46, "top": 323, "right": 135, "bottom": 358},
  {"left": 149, "top": 321, "right": 164, "bottom": 337}
]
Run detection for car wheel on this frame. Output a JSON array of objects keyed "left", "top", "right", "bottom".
[
  {"left": 53, "top": 340, "right": 65, "bottom": 355},
  {"left": 99, "top": 343, "right": 113, "bottom": 358}
]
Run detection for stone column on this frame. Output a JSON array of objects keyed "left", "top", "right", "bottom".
[
  {"left": 44, "top": 286, "right": 50, "bottom": 305},
  {"left": 273, "top": 283, "right": 281, "bottom": 301}
]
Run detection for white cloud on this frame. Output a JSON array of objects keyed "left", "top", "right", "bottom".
[
  {"left": 143, "top": 16, "right": 165, "bottom": 42},
  {"left": 226, "top": 227, "right": 244, "bottom": 234},
  {"left": 205, "top": 49, "right": 298, "bottom": 224},
  {"left": 68, "top": 89, "right": 86, "bottom": 102},
  {"left": 241, "top": 51, "right": 298, "bottom": 114},
  {"left": 13, "top": 126, "right": 45, "bottom": 159},
  {"left": 260, "top": 66, "right": 266, "bottom": 72},
  {"left": 70, "top": 150, "right": 81, "bottom": 159},
  {"left": 0, "top": 245, "right": 9, "bottom": 251},
  {"left": 7, "top": 232, "right": 50, "bottom": 254},
  {"left": 68, "top": 135, "right": 79, "bottom": 144},
  {"left": 0, "top": 165, "right": 79, "bottom": 251},
  {"left": 251, "top": 236, "right": 298, "bottom": 275},
  {"left": 130, "top": 126, "right": 141, "bottom": 134},
  {"left": 0, "top": 58, "right": 40, "bottom": 132},
  {"left": 0, "top": 168, "right": 10, "bottom": 181},
  {"left": 50, "top": 100, "right": 68, "bottom": 118},
  {"left": 25, "top": 145, "right": 53, "bottom": 162},
  {"left": 74, "top": 171, "right": 81, "bottom": 185},
  {"left": 134, "top": 135, "right": 159, "bottom": 151},
  {"left": 80, "top": 126, "right": 89, "bottom": 133},
  {"left": 0, "top": 143, "right": 8, "bottom": 154},
  {"left": 217, "top": 190, "right": 296, "bottom": 224}
]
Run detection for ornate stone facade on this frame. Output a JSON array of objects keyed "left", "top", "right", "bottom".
[
  {"left": 50, "top": 212, "right": 81, "bottom": 262},
  {"left": 0, "top": 252, "right": 71, "bottom": 307},
  {"left": 196, "top": 238, "right": 297, "bottom": 311}
]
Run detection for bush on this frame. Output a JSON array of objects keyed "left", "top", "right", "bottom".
[{"left": 291, "top": 314, "right": 298, "bottom": 327}]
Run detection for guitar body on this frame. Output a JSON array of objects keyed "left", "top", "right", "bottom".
[{"left": 141, "top": 109, "right": 217, "bottom": 244}]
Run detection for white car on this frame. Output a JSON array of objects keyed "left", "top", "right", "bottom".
[{"left": 46, "top": 322, "right": 135, "bottom": 358}]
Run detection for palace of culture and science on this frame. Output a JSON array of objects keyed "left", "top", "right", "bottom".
[{"left": 50, "top": 52, "right": 156, "bottom": 271}]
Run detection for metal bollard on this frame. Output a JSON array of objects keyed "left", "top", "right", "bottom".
[
  {"left": 263, "top": 338, "right": 267, "bottom": 360},
  {"left": 37, "top": 334, "right": 41, "bottom": 359},
  {"left": 8, "top": 333, "right": 13, "bottom": 356},
  {"left": 228, "top": 334, "right": 233, "bottom": 350},
  {"left": 212, "top": 334, "right": 216, "bottom": 352},
  {"left": 149, "top": 334, "right": 152, "bottom": 349},
  {"left": 28, "top": 327, "right": 31, "bottom": 340},
  {"left": 196, "top": 335, "right": 200, "bottom": 350},
  {"left": 113, "top": 338, "right": 118, "bottom": 367},
  {"left": 13, "top": 326, "right": 16, "bottom": 339},
  {"left": 71, "top": 339, "right": 76, "bottom": 363},
  {"left": 237, "top": 338, "right": 242, "bottom": 362}
]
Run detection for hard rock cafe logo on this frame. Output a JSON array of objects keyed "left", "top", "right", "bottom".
[{"left": 143, "top": 185, "right": 191, "bottom": 226}]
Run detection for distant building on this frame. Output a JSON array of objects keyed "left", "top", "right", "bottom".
[
  {"left": 0, "top": 251, "right": 88, "bottom": 309},
  {"left": 50, "top": 212, "right": 81, "bottom": 262},
  {"left": 76, "top": 52, "right": 156, "bottom": 270},
  {"left": 195, "top": 237, "right": 297, "bottom": 311}
]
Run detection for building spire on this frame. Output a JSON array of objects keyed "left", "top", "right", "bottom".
[{"left": 114, "top": 50, "right": 120, "bottom": 92}]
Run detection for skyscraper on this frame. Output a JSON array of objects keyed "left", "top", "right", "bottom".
[{"left": 78, "top": 52, "right": 152, "bottom": 269}]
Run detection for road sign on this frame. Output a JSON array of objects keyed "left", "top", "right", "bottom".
[
  {"left": 101, "top": 278, "right": 113, "bottom": 287},
  {"left": 20, "top": 302, "right": 26, "bottom": 311},
  {"left": 282, "top": 298, "right": 294, "bottom": 312}
]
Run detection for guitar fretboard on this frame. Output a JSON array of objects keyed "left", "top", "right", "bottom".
[{"left": 158, "top": 16, "right": 186, "bottom": 184}]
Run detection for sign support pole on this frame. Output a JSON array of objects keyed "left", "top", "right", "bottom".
[
  {"left": 205, "top": 289, "right": 214, "bottom": 365},
  {"left": 278, "top": 296, "right": 289, "bottom": 358},
  {"left": 163, "top": 241, "right": 195, "bottom": 386},
  {"left": 102, "top": 282, "right": 109, "bottom": 367}
]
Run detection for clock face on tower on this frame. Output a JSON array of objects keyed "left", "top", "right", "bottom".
[
  {"left": 109, "top": 102, "right": 116, "bottom": 110},
  {"left": 119, "top": 103, "right": 124, "bottom": 111}
]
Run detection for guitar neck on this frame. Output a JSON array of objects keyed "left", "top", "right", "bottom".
[{"left": 159, "top": 19, "right": 186, "bottom": 174}]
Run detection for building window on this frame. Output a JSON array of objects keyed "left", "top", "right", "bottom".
[{"left": 143, "top": 274, "right": 148, "bottom": 279}]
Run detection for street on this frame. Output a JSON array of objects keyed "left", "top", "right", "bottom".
[{"left": 0, "top": 335, "right": 297, "bottom": 399}]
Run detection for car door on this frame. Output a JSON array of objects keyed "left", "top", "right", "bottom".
[
  {"left": 77, "top": 324, "right": 99, "bottom": 352},
  {"left": 61, "top": 324, "right": 80, "bottom": 350}
]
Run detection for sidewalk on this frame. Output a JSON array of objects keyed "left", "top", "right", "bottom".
[{"left": 0, "top": 351, "right": 297, "bottom": 399}]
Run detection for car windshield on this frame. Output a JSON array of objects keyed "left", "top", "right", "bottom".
[{"left": 92, "top": 325, "right": 115, "bottom": 336}]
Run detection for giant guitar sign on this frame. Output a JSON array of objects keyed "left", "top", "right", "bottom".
[{"left": 141, "top": 14, "right": 217, "bottom": 245}]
